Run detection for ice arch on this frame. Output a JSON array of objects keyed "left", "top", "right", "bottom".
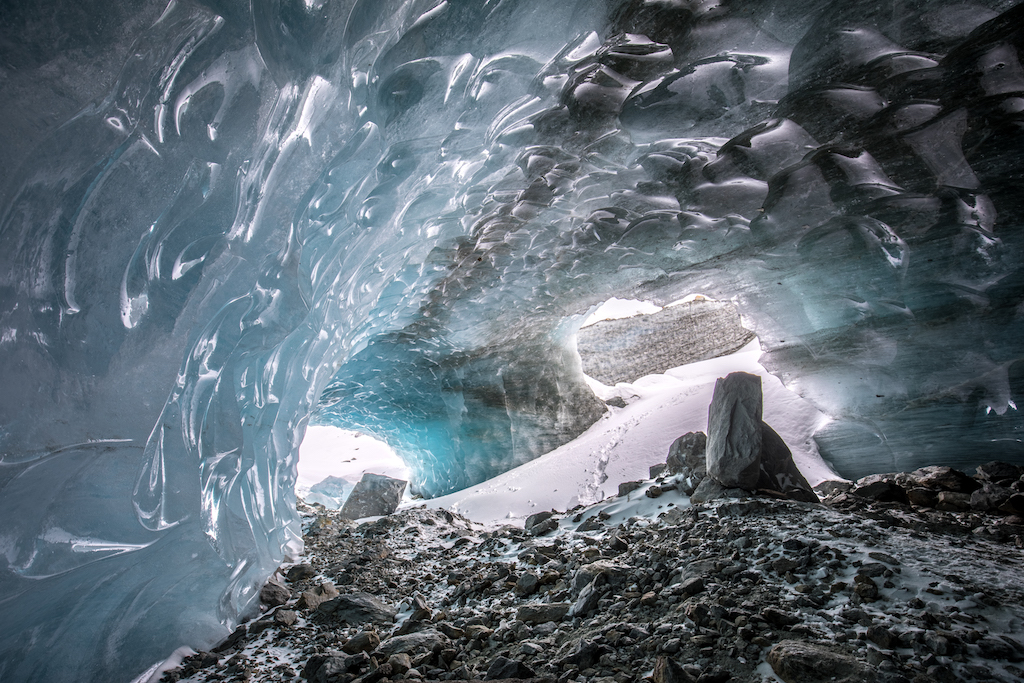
[{"left": 1, "top": 0, "right": 1024, "bottom": 679}]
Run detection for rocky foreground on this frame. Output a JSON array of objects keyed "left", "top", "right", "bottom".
[{"left": 159, "top": 461, "right": 1024, "bottom": 683}]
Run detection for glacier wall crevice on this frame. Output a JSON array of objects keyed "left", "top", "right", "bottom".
[{"left": 1, "top": 0, "right": 1023, "bottom": 680}]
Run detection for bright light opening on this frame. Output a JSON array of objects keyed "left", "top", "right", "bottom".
[{"left": 297, "top": 425, "right": 410, "bottom": 508}]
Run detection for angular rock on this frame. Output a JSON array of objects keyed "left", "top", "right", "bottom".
[
  {"left": 1000, "top": 493, "right": 1024, "bottom": 516},
  {"left": 569, "top": 580, "right": 601, "bottom": 617},
  {"left": 555, "top": 639, "right": 610, "bottom": 669},
  {"left": 342, "top": 630, "right": 380, "bottom": 654},
  {"left": 260, "top": 580, "right": 291, "bottom": 607},
  {"left": 757, "top": 422, "right": 818, "bottom": 503},
  {"left": 297, "top": 581, "right": 340, "bottom": 611},
  {"left": 516, "top": 602, "right": 570, "bottom": 624},
  {"left": 286, "top": 563, "right": 317, "bottom": 583},
  {"left": 971, "top": 483, "right": 1012, "bottom": 511},
  {"left": 906, "top": 487, "right": 938, "bottom": 507},
  {"left": 572, "top": 561, "right": 624, "bottom": 595},
  {"left": 387, "top": 653, "right": 412, "bottom": 674},
  {"left": 689, "top": 477, "right": 727, "bottom": 504},
  {"left": 767, "top": 640, "right": 874, "bottom": 683},
  {"left": 317, "top": 592, "right": 396, "bottom": 625},
  {"left": 935, "top": 490, "right": 971, "bottom": 512},
  {"left": 666, "top": 432, "right": 707, "bottom": 477},
  {"left": 339, "top": 473, "right": 407, "bottom": 520},
  {"left": 652, "top": 655, "right": 696, "bottom": 683},
  {"left": 524, "top": 510, "right": 554, "bottom": 531},
  {"left": 906, "top": 465, "right": 981, "bottom": 493},
  {"left": 851, "top": 475, "right": 908, "bottom": 503},
  {"left": 303, "top": 651, "right": 368, "bottom": 683},
  {"left": 484, "top": 655, "right": 536, "bottom": 680},
  {"left": 377, "top": 629, "right": 448, "bottom": 657},
  {"left": 274, "top": 609, "right": 298, "bottom": 626},
  {"left": 976, "top": 461, "right": 1024, "bottom": 484},
  {"left": 618, "top": 480, "right": 645, "bottom": 497},
  {"left": 706, "top": 372, "right": 763, "bottom": 489},
  {"left": 515, "top": 571, "right": 540, "bottom": 597}
]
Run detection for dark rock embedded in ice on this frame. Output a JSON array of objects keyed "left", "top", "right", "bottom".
[{"left": 339, "top": 473, "right": 408, "bottom": 520}]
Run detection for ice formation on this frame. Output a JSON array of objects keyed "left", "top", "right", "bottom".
[{"left": 1, "top": 0, "right": 1024, "bottom": 680}]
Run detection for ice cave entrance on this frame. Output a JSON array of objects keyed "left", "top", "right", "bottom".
[{"left": 296, "top": 426, "right": 411, "bottom": 509}]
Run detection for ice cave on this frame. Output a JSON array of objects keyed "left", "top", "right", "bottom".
[{"left": 1, "top": 0, "right": 1023, "bottom": 680}]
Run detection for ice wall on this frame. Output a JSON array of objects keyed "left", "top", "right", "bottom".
[{"left": 1, "top": 0, "right": 1023, "bottom": 680}]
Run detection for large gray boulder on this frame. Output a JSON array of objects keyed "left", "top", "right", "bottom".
[
  {"left": 339, "top": 473, "right": 407, "bottom": 520},
  {"left": 702, "top": 372, "right": 817, "bottom": 504},
  {"left": 706, "top": 372, "right": 763, "bottom": 489}
]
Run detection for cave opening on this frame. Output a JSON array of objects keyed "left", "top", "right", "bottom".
[{"left": 296, "top": 425, "right": 411, "bottom": 509}]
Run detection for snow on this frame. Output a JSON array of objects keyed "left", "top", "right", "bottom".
[
  {"left": 297, "top": 427, "right": 411, "bottom": 497},
  {"left": 419, "top": 338, "right": 838, "bottom": 525}
]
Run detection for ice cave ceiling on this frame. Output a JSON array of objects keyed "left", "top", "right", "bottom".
[{"left": 2, "top": 0, "right": 1024, "bottom": 679}]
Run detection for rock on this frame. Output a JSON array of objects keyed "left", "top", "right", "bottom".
[
  {"left": 667, "top": 432, "right": 707, "bottom": 477},
  {"left": 516, "top": 571, "right": 540, "bottom": 596},
  {"left": 342, "top": 630, "right": 380, "bottom": 654},
  {"left": 690, "top": 477, "right": 727, "bottom": 504},
  {"left": 757, "top": 422, "right": 819, "bottom": 503},
  {"left": 465, "top": 624, "right": 494, "bottom": 640},
  {"left": 484, "top": 655, "right": 536, "bottom": 680},
  {"left": 999, "top": 493, "right": 1024, "bottom": 516},
  {"left": 867, "top": 625, "right": 896, "bottom": 649},
  {"left": 976, "top": 461, "right": 1023, "bottom": 484},
  {"left": 317, "top": 592, "right": 396, "bottom": 625},
  {"left": 260, "top": 580, "right": 291, "bottom": 607},
  {"left": 618, "top": 480, "right": 645, "bottom": 497},
  {"left": 569, "top": 580, "right": 601, "bottom": 617},
  {"left": 297, "top": 581, "right": 340, "bottom": 611},
  {"left": 377, "top": 629, "right": 448, "bottom": 657},
  {"left": 853, "top": 575, "right": 878, "bottom": 601},
  {"left": 767, "top": 640, "right": 874, "bottom": 683},
  {"left": 761, "top": 606, "right": 800, "bottom": 627},
  {"left": 906, "top": 487, "right": 937, "bottom": 507},
  {"left": 706, "top": 372, "right": 763, "bottom": 489},
  {"left": 528, "top": 517, "right": 558, "bottom": 536},
  {"left": 652, "top": 655, "right": 696, "bottom": 683},
  {"left": 516, "top": 602, "right": 570, "bottom": 624},
  {"left": 213, "top": 625, "right": 247, "bottom": 653},
  {"left": 286, "top": 563, "right": 317, "bottom": 583},
  {"left": 556, "top": 639, "right": 610, "bottom": 669},
  {"left": 274, "top": 609, "right": 298, "bottom": 626},
  {"left": 572, "top": 561, "right": 625, "bottom": 595},
  {"left": 387, "top": 653, "right": 412, "bottom": 674},
  {"left": 971, "top": 483, "right": 1012, "bottom": 511},
  {"left": 906, "top": 465, "right": 981, "bottom": 493},
  {"left": 338, "top": 473, "right": 407, "bottom": 520},
  {"left": 851, "top": 476, "right": 908, "bottom": 503},
  {"left": 678, "top": 576, "right": 705, "bottom": 597},
  {"left": 650, "top": 463, "right": 668, "bottom": 478},
  {"left": 814, "top": 480, "right": 851, "bottom": 497},
  {"left": 935, "top": 490, "right": 971, "bottom": 512},
  {"left": 302, "top": 651, "right": 368, "bottom": 683},
  {"left": 525, "top": 510, "right": 553, "bottom": 529}
]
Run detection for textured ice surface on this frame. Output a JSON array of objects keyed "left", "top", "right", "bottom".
[{"left": 2, "top": 0, "right": 1024, "bottom": 680}]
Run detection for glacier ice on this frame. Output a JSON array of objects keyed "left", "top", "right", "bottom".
[{"left": 1, "top": 0, "right": 1024, "bottom": 679}]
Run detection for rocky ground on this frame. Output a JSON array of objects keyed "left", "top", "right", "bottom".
[{"left": 159, "top": 463, "right": 1024, "bottom": 683}]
